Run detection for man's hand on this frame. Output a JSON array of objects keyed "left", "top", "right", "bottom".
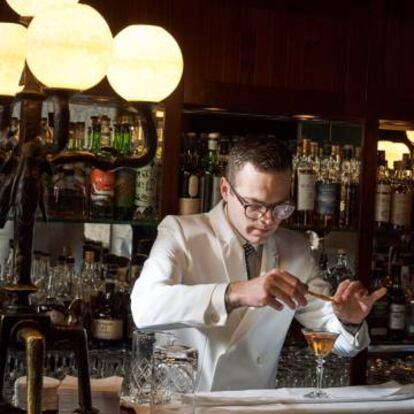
[
  {"left": 332, "top": 279, "right": 387, "bottom": 324},
  {"left": 225, "top": 268, "right": 308, "bottom": 313}
]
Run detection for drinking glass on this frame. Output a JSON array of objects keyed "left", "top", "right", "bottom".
[
  {"left": 151, "top": 344, "right": 198, "bottom": 414},
  {"left": 301, "top": 328, "right": 339, "bottom": 398},
  {"left": 128, "top": 330, "right": 156, "bottom": 404}
]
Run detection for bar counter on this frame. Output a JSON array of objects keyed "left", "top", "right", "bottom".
[{"left": 127, "top": 382, "right": 414, "bottom": 414}]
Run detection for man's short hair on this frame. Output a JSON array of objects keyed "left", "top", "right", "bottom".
[{"left": 226, "top": 136, "right": 292, "bottom": 184}]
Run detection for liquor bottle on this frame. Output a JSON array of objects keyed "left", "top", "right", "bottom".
[
  {"left": 80, "top": 250, "right": 101, "bottom": 310},
  {"left": 75, "top": 122, "right": 86, "bottom": 150},
  {"left": 315, "top": 144, "right": 340, "bottom": 227},
  {"left": 388, "top": 263, "right": 407, "bottom": 341},
  {"left": 329, "top": 249, "right": 354, "bottom": 293},
  {"left": 113, "top": 121, "right": 123, "bottom": 153},
  {"left": 89, "top": 168, "right": 115, "bottom": 219},
  {"left": 295, "top": 138, "right": 316, "bottom": 226},
  {"left": 200, "top": 132, "right": 221, "bottom": 212},
  {"left": 309, "top": 141, "right": 321, "bottom": 178},
  {"left": 374, "top": 150, "right": 391, "bottom": 227},
  {"left": 114, "top": 168, "right": 136, "bottom": 220},
  {"left": 114, "top": 257, "right": 132, "bottom": 342},
  {"left": 40, "top": 117, "right": 54, "bottom": 145},
  {"left": 218, "top": 135, "right": 230, "bottom": 175},
  {"left": 368, "top": 268, "right": 389, "bottom": 341},
  {"left": 390, "top": 160, "right": 413, "bottom": 229},
  {"left": 178, "top": 132, "right": 201, "bottom": 215},
  {"left": 91, "top": 281, "right": 124, "bottom": 347},
  {"left": 90, "top": 116, "right": 101, "bottom": 153},
  {"left": 133, "top": 111, "right": 163, "bottom": 219},
  {"left": 121, "top": 116, "right": 132, "bottom": 155},
  {"left": 49, "top": 165, "right": 87, "bottom": 219},
  {"left": 339, "top": 145, "right": 359, "bottom": 228},
  {"left": 290, "top": 140, "right": 302, "bottom": 202},
  {"left": 131, "top": 115, "right": 144, "bottom": 156},
  {"left": 37, "top": 259, "right": 66, "bottom": 326}
]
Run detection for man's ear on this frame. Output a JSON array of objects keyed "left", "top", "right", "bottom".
[{"left": 220, "top": 177, "right": 230, "bottom": 202}]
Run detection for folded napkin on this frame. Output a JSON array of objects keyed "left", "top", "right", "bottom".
[
  {"left": 58, "top": 375, "right": 123, "bottom": 414},
  {"left": 195, "top": 381, "right": 414, "bottom": 406},
  {"left": 15, "top": 376, "right": 60, "bottom": 411}
]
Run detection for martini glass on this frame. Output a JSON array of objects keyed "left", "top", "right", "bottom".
[{"left": 302, "top": 328, "right": 339, "bottom": 398}]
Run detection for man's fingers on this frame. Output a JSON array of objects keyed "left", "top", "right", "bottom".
[
  {"left": 368, "top": 287, "right": 388, "bottom": 303},
  {"left": 334, "top": 279, "right": 352, "bottom": 298},
  {"left": 269, "top": 277, "right": 308, "bottom": 307},
  {"left": 267, "top": 284, "right": 298, "bottom": 310},
  {"left": 268, "top": 298, "right": 284, "bottom": 311},
  {"left": 269, "top": 269, "right": 308, "bottom": 295}
]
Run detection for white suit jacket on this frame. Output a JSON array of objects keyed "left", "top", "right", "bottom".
[{"left": 131, "top": 201, "right": 370, "bottom": 391}]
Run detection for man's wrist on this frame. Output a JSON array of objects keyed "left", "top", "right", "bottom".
[{"left": 224, "top": 282, "right": 243, "bottom": 313}]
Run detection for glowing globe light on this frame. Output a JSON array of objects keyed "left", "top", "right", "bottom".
[
  {"left": 26, "top": 4, "right": 113, "bottom": 91},
  {"left": 0, "top": 23, "right": 27, "bottom": 96},
  {"left": 6, "top": 0, "right": 79, "bottom": 17},
  {"left": 107, "top": 25, "right": 184, "bottom": 102}
]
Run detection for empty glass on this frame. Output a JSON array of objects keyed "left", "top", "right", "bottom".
[
  {"left": 127, "top": 330, "right": 156, "bottom": 404},
  {"left": 151, "top": 344, "right": 198, "bottom": 414}
]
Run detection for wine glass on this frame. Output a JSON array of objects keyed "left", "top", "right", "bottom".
[{"left": 301, "top": 328, "right": 339, "bottom": 398}]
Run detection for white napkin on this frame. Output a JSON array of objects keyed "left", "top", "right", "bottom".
[
  {"left": 195, "top": 382, "right": 414, "bottom": 406},
  {"left": 58, "top": 375, "right": 123, "bottom": 414}
]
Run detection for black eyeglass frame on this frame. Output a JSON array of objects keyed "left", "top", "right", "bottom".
[{"left": 225, "top": 178, "right": 295, "bottom": 221}]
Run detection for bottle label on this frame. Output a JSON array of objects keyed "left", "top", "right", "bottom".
[
  {"left": 115, "top": 169, "right": 135, "bottom": 208},
  {"left": 188, "top": 175, "right": 199, "bottom": 198},
  {"left": 391, "top": 192, "right": 413, "bottom": 227},
  {"left": 90, "top": 169, "right": 115, "bottom": 201},
  {"left": 316, "top": 182, "right": 339, "bottom": 215},
  {"left": 92, "top": 319, "right": 123, "bottom": 340},
  {"left": 389, "top": 304, "right": 406, "bottom": 330},
  {"left": 375, "top": 184, "right": 391, "bottom": 222},
  {"left": 135, "top": 162, "right": 159, "bottom": 209},
  {"left": 297, "top": 173, "right": 316, "bottom": 211},
  {"left": 179, "top": 198, "right": 201, "bottom": 215}
]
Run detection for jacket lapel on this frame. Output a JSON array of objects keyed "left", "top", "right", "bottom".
[{"left": 208, "top": 202, "right": 248, "bottom": 283}]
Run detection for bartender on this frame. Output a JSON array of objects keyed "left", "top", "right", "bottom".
[{"left": 131, "top": 136, "right": 386, "bottom": 391}]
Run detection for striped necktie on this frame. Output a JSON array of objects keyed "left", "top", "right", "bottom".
[{"left": 243, "top": 242, "right": 256, "bottom": 279}]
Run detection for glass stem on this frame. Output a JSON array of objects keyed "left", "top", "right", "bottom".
[{"left": 316, "top": 357, "right": 325, "bottom": 392}]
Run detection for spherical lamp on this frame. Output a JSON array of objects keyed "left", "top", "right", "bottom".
[
  {"left": 26, "top": 4, "right": 113, "bottom": 91},
  {"left": 107, "top": 25, "right": 184, "bottom": 102},
  {"left": 0, "top": 23, "right": 27, "bottom": 96},
  {"left": 6, "top": 0, "right": 79, "bottom": 17}
]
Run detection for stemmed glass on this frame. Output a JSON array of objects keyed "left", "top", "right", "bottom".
[{"left": 302, "top": 328, "right": 339, "bottom": 398}]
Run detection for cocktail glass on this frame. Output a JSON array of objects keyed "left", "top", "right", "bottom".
[{"left": 301, "top": 328, "right": 339, "bottom": 398}]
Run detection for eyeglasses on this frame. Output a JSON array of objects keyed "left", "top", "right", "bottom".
[{"left": 226, "top": 179, "right": 295, "bottom": 221}]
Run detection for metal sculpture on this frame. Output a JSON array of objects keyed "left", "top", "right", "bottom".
[{"left": 0, "top": 67, "right": 157, "bottom": 414}]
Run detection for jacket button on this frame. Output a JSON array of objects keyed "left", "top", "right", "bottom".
[{"left": 210, "top": 313, "right": 219, "bottom": 323}]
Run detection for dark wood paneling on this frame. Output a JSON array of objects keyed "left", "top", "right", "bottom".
[
  {"left": 379, "top": 0, "right": 414, "bottom": 120},
  {"left": 179, "top": 1, "right": 370, "bottom": 116}
]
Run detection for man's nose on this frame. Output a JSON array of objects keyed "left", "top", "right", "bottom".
[{"left": 260, "top": 208, "right": 276, "bottom": 224}]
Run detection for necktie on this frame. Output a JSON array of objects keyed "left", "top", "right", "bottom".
[{"left": 243, "top": 242, "right": 256, "bottom": 279}]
